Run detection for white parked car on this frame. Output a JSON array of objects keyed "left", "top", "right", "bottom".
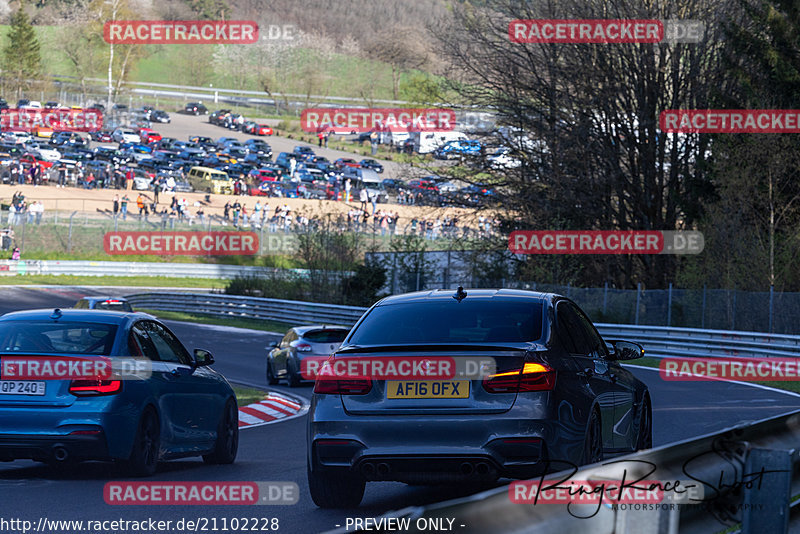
[
  {"left": 25, "top": 142, "right": 61, "bottom": 162},
  {"left": 3, "top": 131, "right": 32, "bottom": 145},
  {"left": 112, "top": 127, "right": 141, "bottom": 144},
  {"left": 487, "top": 147, "right": 522, "bottom": 169}
]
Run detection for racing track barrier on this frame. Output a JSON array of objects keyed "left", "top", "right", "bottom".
[
  {"left": 324, "top": 409, "right": 800, "bottom": 534},
  {"left": 123, "top": 292, "right": 800, "bottom": 361}
]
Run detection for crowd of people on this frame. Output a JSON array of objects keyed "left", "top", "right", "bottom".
[{"left": 6, "top": 191, "right": 45, "bottom": 225}]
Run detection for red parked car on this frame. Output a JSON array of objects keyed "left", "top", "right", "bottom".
[
  {"left": 139, "top": 129, "right": 162, "bottom": 144},
  {"left": 334, "top": 158, "right": 360, "bottom": 169}
]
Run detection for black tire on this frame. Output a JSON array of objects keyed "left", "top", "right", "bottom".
[
  {"left": 308, "top": 466, "right": 365, "bottom": 508},
  {"left": 636, "top": 396, "right": 653, "bottom": 450},
  {"left": 126, "top": 409, "right": 160, "bottom": 477},
  {"left": 266, "top": 359, "right": 279, "bottom": 385},
  {"left": 581, "top": 408, "right": 603, "bottom": 465},
  {"left": 203, "top": 399, "right": 238, "bottom": 464},
  {"left": 287, "top": 359, "right": 301, "bottom": 388}
]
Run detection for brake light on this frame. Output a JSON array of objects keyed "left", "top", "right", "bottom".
[
  {"left": 314, "top": 378, "right": 372, "bottom": 395},
  {"left": 69, "top": 379, "right": 121, "bottom": 396},
  {"left": 482, "top": 362, "right": 555, "bottom": 393},
  {"left": 313, "top": 357, "right": 372, "bottom": 395}
]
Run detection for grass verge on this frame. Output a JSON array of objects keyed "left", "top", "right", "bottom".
[
  {"left": 231, "top": 385, "right": 269, "bottom": 407},
  {"left": 0, "top": 275, "right": 225, "bottom": 288},
  {"left": 627, "top": 357, "right": 800, "bottom": 394},
  {"left": 136, "top": 308, "right": 291, "bottom": 334}
]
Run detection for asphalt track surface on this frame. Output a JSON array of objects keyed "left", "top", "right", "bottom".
[{"left": 1, "top": 286, "right": 800, "bottom": 533}]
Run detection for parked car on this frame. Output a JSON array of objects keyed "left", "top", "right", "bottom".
[
  {"left": 334, "top": 157, "right": 360, "bottom": 169},
  {"left": 267, "top": 326, "right": 350, "bottom": 387},
  {"left": 112, "top": 128, "right": 140, "bottom": 144},
  {"left": 358, "top": 159, "right": 384, "bottom": 173},
  {"left": 307, "top": 289, "right": 651, "bottom": 507},
  {"left": 0, "top": 308, "right": 238, "bottom": 475},
  {"left": 433, "top": 139, "right": 483, "bottom": 160},
  {"left": 184, "top": 102, "right": 208, "bottom": 115},
  {"left": 150, "top": 110, "right": 170, "bottom": 123}
]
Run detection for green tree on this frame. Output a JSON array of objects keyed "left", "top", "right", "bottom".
[
  {"left": 3, "top": 7, "right": 42, "bottom": 100},
  {"left": 685, "top": 0, "right": 800, "bottom": 292},
  {"left": 188, "top": 0, "right": 231, "bottom": 20}
]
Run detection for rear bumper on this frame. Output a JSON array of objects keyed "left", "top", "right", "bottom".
[
  {"left": 309, "top": 396, "right": 587, "bottom": 483},
  {"left": 0, "top": 431, "right": 109, "bottom": 462}
]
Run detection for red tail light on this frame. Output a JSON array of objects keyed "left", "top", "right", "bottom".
[
  {"left": 313, "top": 357, "right": 372, "bottom": 395},
  {"left": 483, "top": 362, "right": 555, "bottom": 393},
  {"left": 314, "top": 378, "right": 372, "bottom": 395},
  {"left": 69, "top": 379, "right": 122, "bottom": 396}
]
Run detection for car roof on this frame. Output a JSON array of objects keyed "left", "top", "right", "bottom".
[
  {"left": 0, "top": 308, "right": 149, "bottom": 324},
  {"left": 376, "top": 288, "right": 554, "bottom": 307},
  {"left": 293, "top": 324, "right": 350, "bottom": 334}
]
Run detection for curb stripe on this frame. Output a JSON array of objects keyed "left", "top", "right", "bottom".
[{"left": 237, "top": 391, "right": 308, "bottom": 429}]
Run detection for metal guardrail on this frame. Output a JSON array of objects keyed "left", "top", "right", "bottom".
[
  {"left": 124, "top": 292, "right": 800, "bottom": 360},
  {"left": 124, "top": 292, "right": 367, "bottom": 326},
  {"left": 0, "top": 260, "right": 312, "bottom": 280},
  {"left": 324, "top": 409, "right": 800, "bottom": 533}
]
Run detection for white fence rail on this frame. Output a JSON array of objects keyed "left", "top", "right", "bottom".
[{"left": 0, "top": 260, "right": 310, "bottom": 279}]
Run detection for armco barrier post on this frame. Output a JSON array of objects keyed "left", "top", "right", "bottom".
[
  {"left": 667, "top": 283, "right": 673, "bottom": 326},
  {"left": 635, "top": 282, "right": 641, "bottom": 325},
  {"left": 742, "top": 448, "right": 792, "bottom": 534}
]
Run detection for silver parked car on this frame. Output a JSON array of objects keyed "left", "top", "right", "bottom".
[{"left": 266, "top": 325, "right": 350, "bottom": 387}]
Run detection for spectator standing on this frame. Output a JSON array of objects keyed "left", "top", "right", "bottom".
[
  {"left": 223, "top": 202, "right": 231, "bottom": 221},
  {"left": 324, "top": 131, "right": 329, "bottom": 148},
  {"left": 344, "top": 178, "right": 352, "bottom": 202},
  {"left": 370, "top": 131, "right": 378, "bottom": 155},
  {"left": 318, "top": 131, "right": 324, "bottom": 147},
  {"left": 153, "top": 180, "right": 160, "bottom": 205},
  {"left": 120, "top": 195, "right": 129, "bottom": 220},
  {"left": 370, "top": 191, "right": 377, "bottom": 214},
  {"left": 57, "top": 164, "right": 67, "bottom": 188},
  {"left": 359, "top": 188, "right": 368, "bottom": 211},
  {"left": 33, "top": 200, "right": 44, "bottom": 224},
  {"left": 125, "top": 167, "right": 134, "bottom": 191},
  {"left": 232, "top": 202, "right": 240, "bottom": 227},
  {"left": 136, "top": 194, "right": 145, "bottom": 217}
]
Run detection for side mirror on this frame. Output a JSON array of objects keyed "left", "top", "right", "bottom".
[
  {"left": 193, "top": 348, "right": 215, "bottom": 367},
  {"left": 608, "top": 340, "right": 644, "bottom": 361},
  {"left": 267, "top": 340, "right": 279, "bottom": 349}
]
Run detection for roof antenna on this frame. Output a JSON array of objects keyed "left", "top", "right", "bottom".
[{"left": 453, "top": 286, "right": 467, "bottom": 303}]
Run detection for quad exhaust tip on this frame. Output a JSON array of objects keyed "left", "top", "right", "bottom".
[{"left": 52, "top": 446, "right": 69, "bottom": 462}]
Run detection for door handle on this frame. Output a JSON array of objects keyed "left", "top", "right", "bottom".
[{"left": 164, "top": 368, "right": 181, "bottom": 379}]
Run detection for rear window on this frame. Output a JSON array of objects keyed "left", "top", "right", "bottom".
[
  {"left": 93, "top": 300, "right": 132, "bottom": 312},
  {"left": 0, "top": 322, "right": 118, "bottom": 355},
  {"left": 303, "top": 329, "right": 349, "bottom": 343},
  {"left": 348, "top": 299, "right": 544, "bottom": 345}
]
